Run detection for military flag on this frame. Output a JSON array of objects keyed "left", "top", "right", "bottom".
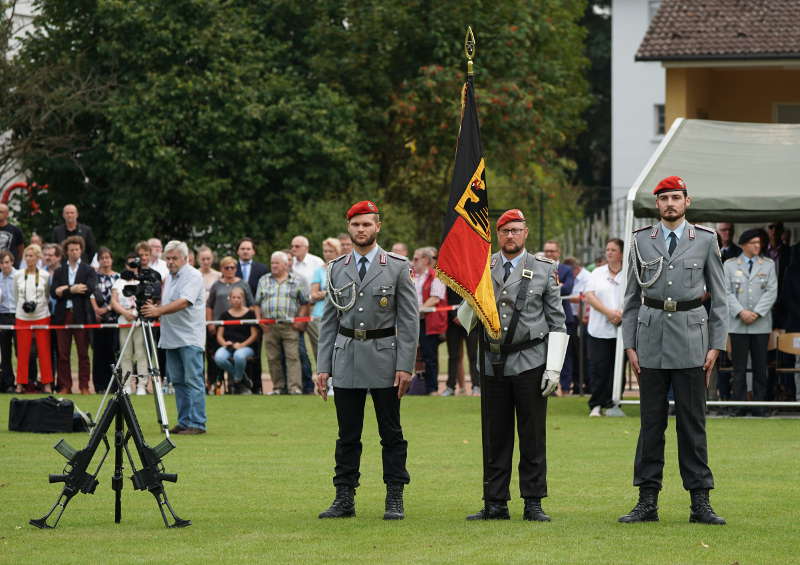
[{"left": 435, "top": 68, "right": 500, "bottom": 339}]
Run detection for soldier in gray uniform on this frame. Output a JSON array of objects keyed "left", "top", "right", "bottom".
[
  {"left": 316, "top": 200, "right": 418, "bottom": 521},
  {"left": 724, "top": 228, "right": 777, "bottom": 416},
  {"left": 620, "top": 175, "right": 727, "bottom": 525},
  {"left": 464, "top": 209, "right": 569, "bottom": 523}
]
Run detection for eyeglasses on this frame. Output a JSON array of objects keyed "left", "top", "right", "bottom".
[
  {"left": 499, "top": 228, "right": 525, "bottom": 236},
  {"left": 222, "top": 265, "right": 236, "bottom": 270},
  {"left": 767, "top": 224, "right": 777, "bottom": 229}
]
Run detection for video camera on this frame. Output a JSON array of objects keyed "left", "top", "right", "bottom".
[{"left": 121, "top": 257, "right": 162, "bottom": 312}]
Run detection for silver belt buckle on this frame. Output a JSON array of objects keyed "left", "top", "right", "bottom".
[
  {"left": 354, "top": 329, "right": 367, "bottom": 340},
  {"left": 663, "top": 299, "right": 677, "bottom": 312},
  {"left": 489, "top": 343, "right": 501, "bottom": 354}
]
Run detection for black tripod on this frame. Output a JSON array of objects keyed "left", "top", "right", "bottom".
[{"left": 30, "top": 317, "right": 190, "bottom": 529}]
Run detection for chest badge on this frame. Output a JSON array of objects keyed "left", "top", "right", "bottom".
[{"left": 379, "top": 296, "right": 390, "bottom": 308}]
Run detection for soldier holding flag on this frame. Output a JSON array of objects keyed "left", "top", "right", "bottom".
[{"left": 435, "top": 29, "right": 569, "bottom": 522}]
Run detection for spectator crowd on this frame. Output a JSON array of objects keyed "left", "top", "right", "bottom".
[{"left": 1, "top": 204, "right": 798, "bottom": 418}]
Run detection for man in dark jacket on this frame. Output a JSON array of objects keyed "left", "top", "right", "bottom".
[
  {"left": 51, "top": 235, "right": 99, "bottom": 394},
  {"left": 51, "top": 204, "right": 97, "bottom": 265}
]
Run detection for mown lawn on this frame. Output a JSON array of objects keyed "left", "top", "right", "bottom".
[{"left": 0, "top": 394, "right": 795, "bottom": 564}]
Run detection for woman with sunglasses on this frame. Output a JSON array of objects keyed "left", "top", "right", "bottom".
[{"left": 206, "top": 256, "right": 254, "bottom": 392}]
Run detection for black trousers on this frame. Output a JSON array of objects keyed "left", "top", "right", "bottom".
[
  {"left": 332, "top": 387, "right": 410, "bottom": 488},
  {"left": 418, "top": 319, "right": 440, "bottom": 394},
  {"left": 481, "top": 365, "right": 547, "bottom": 502},
  {"left": 92, "top": 327, "right": 118, "bottom": 393},
  {"left": 588, "top": 335, "right": 616, "bottom": 409},
  {"left": 730, "top": 332, "right": 769, "bottom": 416},
  {"left": 0, "top": 312, "right": 16, "bottom": 390},
  {"left": 445, "top": 322, "right": 478, "bottom": 389},
  {"left": 634, "top": 366, "right": 714, "bottom": 491}
]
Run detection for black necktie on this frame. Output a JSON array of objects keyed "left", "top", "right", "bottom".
[
  {"left": 503, "top": 261, "right": 512, "bottom": 282},
  {"left": 668, "top": 232, "right": 677, "bottom": 256},
  {"left": 748, "top": 258, "right": 753, "bottom": 274},
  {"left": 358, "top": 257, "right": 368, "bottom": 280}
]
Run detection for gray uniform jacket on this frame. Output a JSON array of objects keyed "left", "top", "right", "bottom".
[
  {"left": 724, "top": 255, "right": 777, "bottom": 334},
  {"left": 317, "top": 247, "right": 419, "bottom": 388},
  {"left": 622, "top": 223, "right": 728, "bottom": 369},
  {"left": 483, "top": 251, "right": 566, "bottom": 376}
]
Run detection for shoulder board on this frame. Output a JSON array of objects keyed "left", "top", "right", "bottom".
[
  {"left": 693, "top": 224, "right": 715, "bottom": 234},
  {"left": 632, "top": 225, "right": 652, "bottom": 234},
  {"left": 329, "top": 254, "right": 348, "bottom": 264},
  {"left": 386, "top": 251, "right": 407, "bottom": 261},
  {"left": 535, "top": 256, "right": 555, "bottom": 265},
  {"left": 723, "top": 257, "right": 738, "bottom": 264},
  {"left": 759, "top": 256, "right": 775, "bottom": 264}
]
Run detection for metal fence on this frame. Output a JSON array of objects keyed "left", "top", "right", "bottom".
[{"left": 558, "top": 197, "right": 651, "bottom": 265}]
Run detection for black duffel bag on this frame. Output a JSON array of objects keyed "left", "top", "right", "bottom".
[{"left": 9, "top": 396, "right": 77, "bottom": 433}]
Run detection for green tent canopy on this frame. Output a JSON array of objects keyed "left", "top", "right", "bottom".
[{"left": 632, "top": 119, "right": 800, "bottom": 222}]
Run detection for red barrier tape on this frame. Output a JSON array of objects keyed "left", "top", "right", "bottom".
[{"left": 0, "top": 304, "right": 463, "bottom": 331}]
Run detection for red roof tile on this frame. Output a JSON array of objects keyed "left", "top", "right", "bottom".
[{"left": 636, "top": 0, "right": 800, "bottom": 61}]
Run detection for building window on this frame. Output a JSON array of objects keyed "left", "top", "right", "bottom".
[
  {"left": 774, "top": 103, "right": 800, "bottom": 124},
  {"left": 654, "top": 104, "right": 665, "bottom": 136}
]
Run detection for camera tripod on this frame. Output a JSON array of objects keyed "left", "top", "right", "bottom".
[{"left": 30, "top": 316, "right": 191, "bottom": 529}]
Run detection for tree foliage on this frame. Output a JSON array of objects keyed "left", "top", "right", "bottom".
[{"left": 1, "top": 0, "right": 591, "bottom": 259}]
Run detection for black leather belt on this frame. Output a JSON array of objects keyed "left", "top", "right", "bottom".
[
  {"left": 339, "top": 327, "right": 396, "bottom": 341},
  {"left": 487, "top": 337, "right": 543, "bottom": 354},
  {"left": 643, "top": 296, "right": 702, "bottom": 312}
]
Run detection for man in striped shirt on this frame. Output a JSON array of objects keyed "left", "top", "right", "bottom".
[{"left": 255, "top": 251, "right": 310, "bottom": 395}]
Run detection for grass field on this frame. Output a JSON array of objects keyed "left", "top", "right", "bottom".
[{"left": 1, "top": 394, "right": 796, "bottom": 564}]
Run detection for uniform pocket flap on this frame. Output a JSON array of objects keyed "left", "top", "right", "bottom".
[
  {"left": 688, "top": 311, "right": 707, "bottom": 325},
  {"left": 684, "top": 259, "right": 704, "bottom": 270},
  {"left": 334, "top": 334, "right": 349, "bottom": 349},
  {"left": 372, "top": 285, "right": 395, "bottom": 295},
  {"left": 637, "top": 310, "right": 651, "bottom": 326},
  {"left": 375, "top": 336, "right": 397, "bottom": 350}
]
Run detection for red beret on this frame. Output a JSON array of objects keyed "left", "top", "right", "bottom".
[
  {"left": 653, "top": 175, "right": 687, "bottom": 195},
  {"left": 346, "top": 200, "right": 380, "bottom": 220},
  {"left": 497, "top": 209, "right": 526, "bottom": 229}
]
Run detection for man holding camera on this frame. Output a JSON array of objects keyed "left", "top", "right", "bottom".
[
  {"left": 52, "top": 235, "right": 98, "bottom": 394},
  {"left": 141, "top": 241, "right": 206, "bottom": 435}
]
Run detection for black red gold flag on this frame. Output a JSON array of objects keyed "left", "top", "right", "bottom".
[{"left": 435, "top": 75, "right": 500, "bottom": 338}]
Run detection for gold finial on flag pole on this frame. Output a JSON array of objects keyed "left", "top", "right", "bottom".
[{"left": 464, "top": 26, "right": 476, "bottom": 76}]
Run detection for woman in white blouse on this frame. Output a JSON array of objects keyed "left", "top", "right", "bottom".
[
  {"left": 584, "top": 238, "right": 625, "bottom": 417},
  {"left": 14, "top": 244, "right": 53, "bottom": 393}
]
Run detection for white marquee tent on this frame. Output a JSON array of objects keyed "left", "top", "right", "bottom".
[{"left": 612, "top": 118, "right": 800, "bottom": 409}]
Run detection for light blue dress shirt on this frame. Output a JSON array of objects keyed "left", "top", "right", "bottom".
[
  {"left": 660, "top": 220, "right": 687, "bottom": 244},
  {"left": 159, "top": 264, "right": 206, "bottom": 350},
  {"left": 353, "top": 246, "right": 380, "bottom": 273}
]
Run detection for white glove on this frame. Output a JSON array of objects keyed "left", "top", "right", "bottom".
[{"left": 541, "top": 370, "right": 559, "bottom": 397}]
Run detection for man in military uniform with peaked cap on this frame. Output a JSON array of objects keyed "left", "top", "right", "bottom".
[
  {"left": 465, "top": 209, "right": 568, "bottom": 522},
  {"left": 621, "top": 175, "right": 727, "bottom": 525},
  {"left": 724, "top": 228, "right": 777, "bottom": 416},
  {"left": 316, "top": 200, "right": 418, "bottom": 520}
]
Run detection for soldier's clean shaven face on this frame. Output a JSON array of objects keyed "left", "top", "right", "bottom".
[
  {"left": 656, "top": 191, "right": 690, "bottom": 222},
  {"left": 348, "top": 215, "right": 381, "bottom": 250},
  {"left": 498, "top": 221, "right": 527, "bottom": 257},
  {"left": 741, "top": 237, "right": 760, "bottom": 258}
]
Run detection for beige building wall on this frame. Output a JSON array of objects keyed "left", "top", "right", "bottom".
[{"left": 666, "top": 67, "right": 800, "bottom": 127}]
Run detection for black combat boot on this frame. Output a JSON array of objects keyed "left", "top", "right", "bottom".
[
  {"left": 318, "top": 485, "right": 356, "bottom": 519},
  {"left": 689, "top": 489, "right": 726, "bottom": 525},
  {"left": 522, "top": 498, "right": 551, "bottom": 522},
  {"left": 618, "top": 487, "right": 659, "bottom": 523},
  {"left": 466, "top": 502, "right": 510, "bottom": 521},
  {"left": 383, "top": 483, "right": 405, "bottom": 520}
]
